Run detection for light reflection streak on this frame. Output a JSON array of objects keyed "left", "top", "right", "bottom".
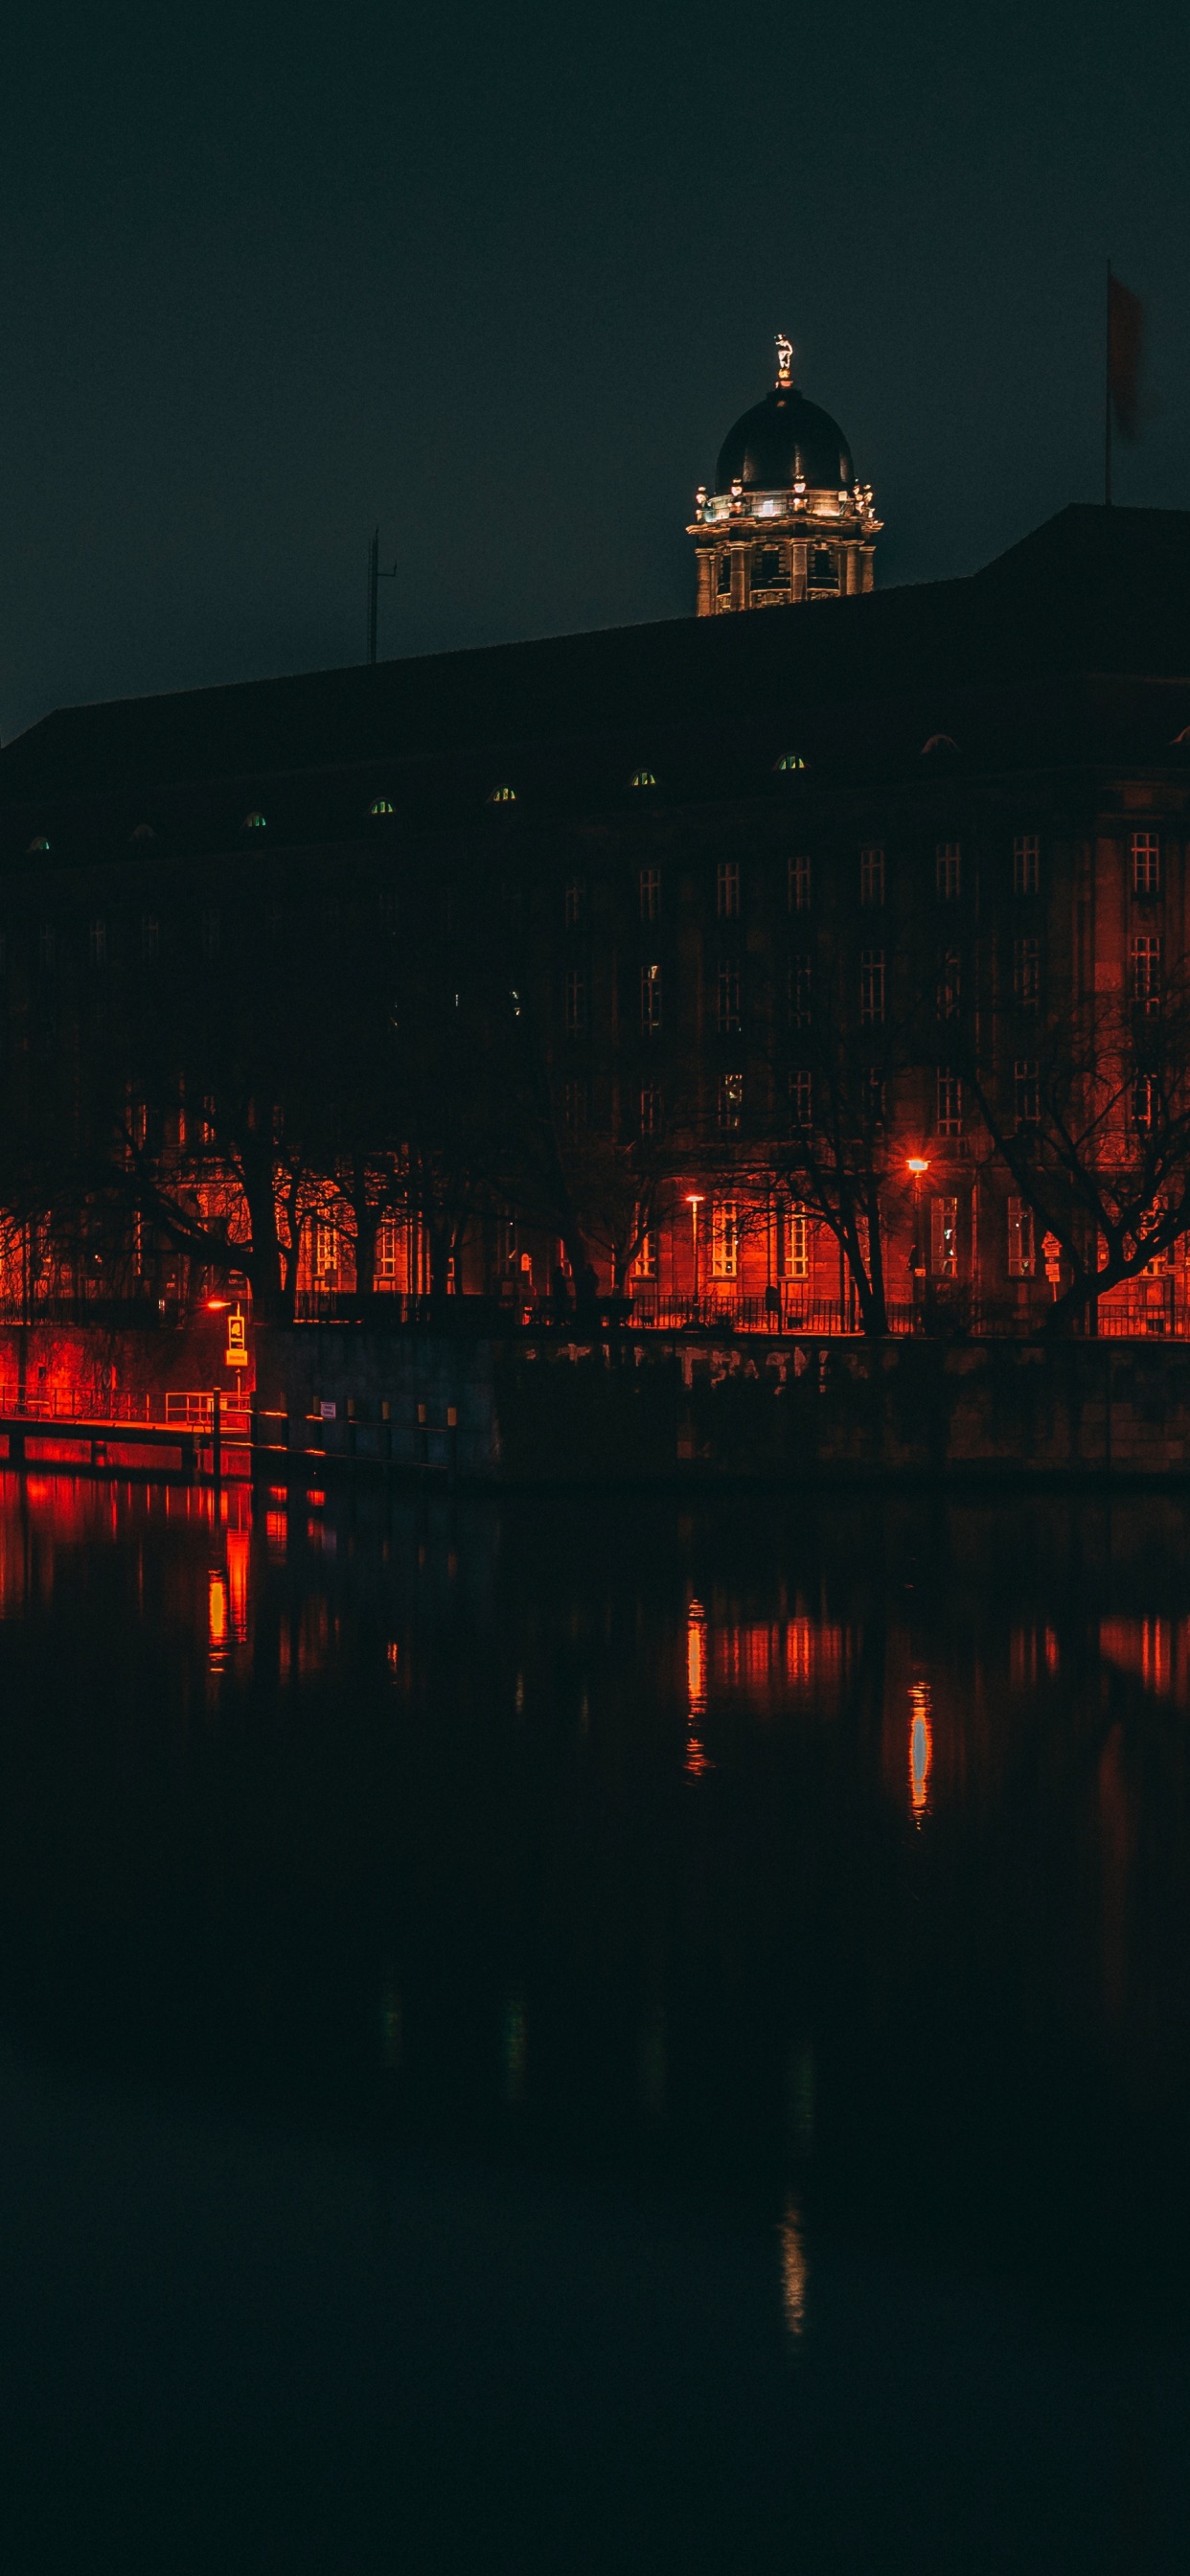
[
  {"left": 779, "top": 2198, "right": 808, "bottom": 2336},
  {"left": 685, "top": 1598, "right": 711, "bottom": 1776},
  {"left": 908, "top": 1679, "right": 932, "bottom": 1822}
]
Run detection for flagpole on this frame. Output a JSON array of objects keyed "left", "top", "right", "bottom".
[{"left": 1105, "top": 260, "right": 1112, "bottom": 509}]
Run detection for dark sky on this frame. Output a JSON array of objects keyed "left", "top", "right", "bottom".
[{"left": 1, "top": 0, "right": 1187, "bottom": 742}]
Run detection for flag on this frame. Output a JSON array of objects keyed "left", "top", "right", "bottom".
[{"left": 1108, "top": 272, "right": 1144, "bottom": 443}]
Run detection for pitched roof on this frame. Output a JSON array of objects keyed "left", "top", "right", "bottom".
[{"left": 2, "top": 505, "right": 1188, "bottom": 810}]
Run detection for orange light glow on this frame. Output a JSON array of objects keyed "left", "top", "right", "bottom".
[
  {"left": 908, "top": 1679, "right": 932, "bottom": 1821},
  {"left": 686, "top": 1191, "right": 704, "bottom": 1207},
  {"left": 205, "top": 1297, "right": 231, "bottom": 1312},
  {"left": 208, "top": 1568, "right": 229, "bottom": 1657},
  {"left": 685, "top": 1598, "right": 712, "bottom": 1776},
  {"left": 906, "top": 1157, "right": 929, "bottom": 1176}
]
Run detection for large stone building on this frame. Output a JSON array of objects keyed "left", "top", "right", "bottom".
[{"left": 1, "top": 360, "right": 1189, "bottom": 1335}]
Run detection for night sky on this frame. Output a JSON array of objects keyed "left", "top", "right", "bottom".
[{"left": 1, "top": 0, "right": 1187, "bottom": 744}]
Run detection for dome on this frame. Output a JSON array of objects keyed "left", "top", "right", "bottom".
[{"left": 716, "top": 386, "right": 855, "bottom": 495}]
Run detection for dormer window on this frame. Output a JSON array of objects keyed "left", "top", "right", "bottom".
[
  {"left": 774, "top": 753, "right": 807, "bottom": 773},
  {"left": 369, "top": 797, "right": 395, "bottom": 817},
  {"left": 243, "top": 811, "right": 266, "bottom": 831},
  {"left": 630, "top": 770, "right": 657, "bottom": 790},
  {"left": 28, "top": 836, "right": 50, "bottom": 854},
  {"left": 488, "top": 784, "right": 516, "bottom": 804}
]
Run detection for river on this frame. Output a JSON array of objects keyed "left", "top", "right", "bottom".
[{"left": 0, "top": 1473, "right": 1186, "bottom": 2570}]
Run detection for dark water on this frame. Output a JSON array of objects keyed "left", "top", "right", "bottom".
[{"left": 0, "top": 1471, "right": 1187, "bottom": 2571}]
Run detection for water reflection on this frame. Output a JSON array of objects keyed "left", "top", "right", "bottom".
[{"left": 0, "top": 1471, "right": 1188, "bottom": 2350}]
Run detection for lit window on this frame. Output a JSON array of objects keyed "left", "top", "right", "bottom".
[
  {"left": 369, "top": 797, "right": 395, "bottom": 817},
  {"left": 564, "top": 968, "right": 585, "bottom": 1035},
  {"left": 1133, "top": 1071, "right": 1158, "bottom": 1131},
  {"left": 716, "top": 860, "right": 741, "bottom": 917},
  {"left": 936, "top": 1070, "right": 962, "bottom": 1137},
  {"left": 939, "top": 949, "right": 961, "bottom": 1018},
  {"left": 931, "top": 1196, "right": 958, "bottom": 1276},
  {"left": 859, "top": 845, "right": 884, "bottom": 906},
  {"left": 28, "top": 835, "right": 51, "bottom": 854},
  {"left": 936, "top": 842, "right": 961, "bottom": 899},
  {"left": 243, "top": 811, "right": 266, "bottom": 830},
  {"left": 310, "top": 1220, "right": 338, "bottom": 1283},
  {"left": 1132, "top": 831, "right": 1160, "bottom": 894},
  {"left": 711, "top": 1199, "right": 739, "bottom": 1277},
  {"left": 1007, "top": 1196, "right": 1035, "bottom": 1277},
  {"left": 639, "top": 1080, "right": 660, "bottom": 1136},
  {"left": 630, "top": 770, "right": 657, "bottom": 790},
  {"left": 790, "top": 954, "right": 812, "bottom": 1027},
  {"left": 640, "top": 963, "right": 662, "bottom": 1036},
  {"left": 376, "top": 1220, "right": 402, "bottom": 1282},
  {"left": 789, "top": 852, "right": 811, "bottom": 909},
  {"left": 1013, "top": 834, "right": 1040, "bottom": 894},
  {"left": 717, "top": 961, "right": 741, "bottom": 1032},
  {"left": 1013, "top": 935, "right": 1040, "bottom": 1010},
  {"left": 488, "top": 784, "right": 517, "bottom": 804},
  {"left": 639, "top": 865, "right": 661, "bottom": 921},
  {"left": 775, "top": 754, "right": 807, "bottom": 774},
  {"left": 790, "top": 1068, "right": 812, "bottom": 1125},
  {"left": 1015, "top": 1059, "right": 1040, "bottom": 1124},
  {"left": 859, "top": 949, "right": 885, "bottom": 1024},
  {"left": 633, "top": 1227, "right": 658, "bottom": 1279},
  {"left": 563, "top": 877, "right": 584, "bottom": 928},
  {"left": 781, "top": 1205, "right": 810, "bottom": 1280},
  {"left": 808, "top": 545, "right": 838, "bottom": 590},
  {"left": 88, "top": 918, "right": 107, "bottom": 968},
  {"left": 1132, "top": 933, "right": 1161, "bottom": 1011},
  {"left": 718, "top": 1071, "right": 744, "bottom": 1131}
]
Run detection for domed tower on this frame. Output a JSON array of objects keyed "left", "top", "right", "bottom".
[{"left": 688, "top": 335, "right": 881, "bottom": 615}]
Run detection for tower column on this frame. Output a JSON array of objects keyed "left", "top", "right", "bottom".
[
  {"left": 696, "top": 550, "right": 714, "bottom": 616},
  {"left": 730, "top": 546, "right": 749, "bottom": 612}
]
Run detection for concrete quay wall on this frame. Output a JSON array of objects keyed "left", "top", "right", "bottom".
[
  {"left": 2, "top": 1319, "right": 1188, "bottom": 1484},
  {"left": 256, "top": 1329, "right": 1190, "bottom": 1485}
]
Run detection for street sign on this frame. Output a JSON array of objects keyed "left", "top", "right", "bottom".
[{"left": 225, "top": 1308, "right": 248, "bottom": 1368}]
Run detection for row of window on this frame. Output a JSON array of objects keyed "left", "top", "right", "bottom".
[
  {"left": 566, "top": 834, "right": 1171, "bottom": 931},
  {"left": 632, "top": 1196, "right": 1053, "bottom": 1284},
  {"left": 565, "top": 930, "right": 1172, "bottom": 1040}
]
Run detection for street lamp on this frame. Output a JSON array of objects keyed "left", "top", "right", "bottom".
[
  {"left": 906, "top": 1158, "right": 929, "bottom": 1325},
  {"left": 686, "top": 1193, "right": 704, "bottom": 1309}
]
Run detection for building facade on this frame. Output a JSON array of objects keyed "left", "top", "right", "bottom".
[{"left": 1, "top": 501, "right": 1189, "bottom": 1336}]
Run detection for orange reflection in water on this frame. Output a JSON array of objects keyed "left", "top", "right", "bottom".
[
  {"left": 685, "top": 1598, "right": 711, "bottom": 1777},
  {"left": 226, "top": 1529, "right": 249, "bottom": 1643},
  {"left": 778, "top": 2197, "right": 808, "bottom": 2336},
  {"left": 1100, "top": 1617, "right": 1187, "bottom": 1701},
  {"left": 208, "top": 1568, "right": 229, "bottom": 1666},
  {"left": 908, "top": 1679, "right": 932, "bottom": 1823}
]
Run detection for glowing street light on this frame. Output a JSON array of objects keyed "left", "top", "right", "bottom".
[
  {"left": 906, "top": 1159, "right": 929, "bottom": 1320},
  {"left": 686, "top": 1192, "right": 705, "bottom": 1305}
]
